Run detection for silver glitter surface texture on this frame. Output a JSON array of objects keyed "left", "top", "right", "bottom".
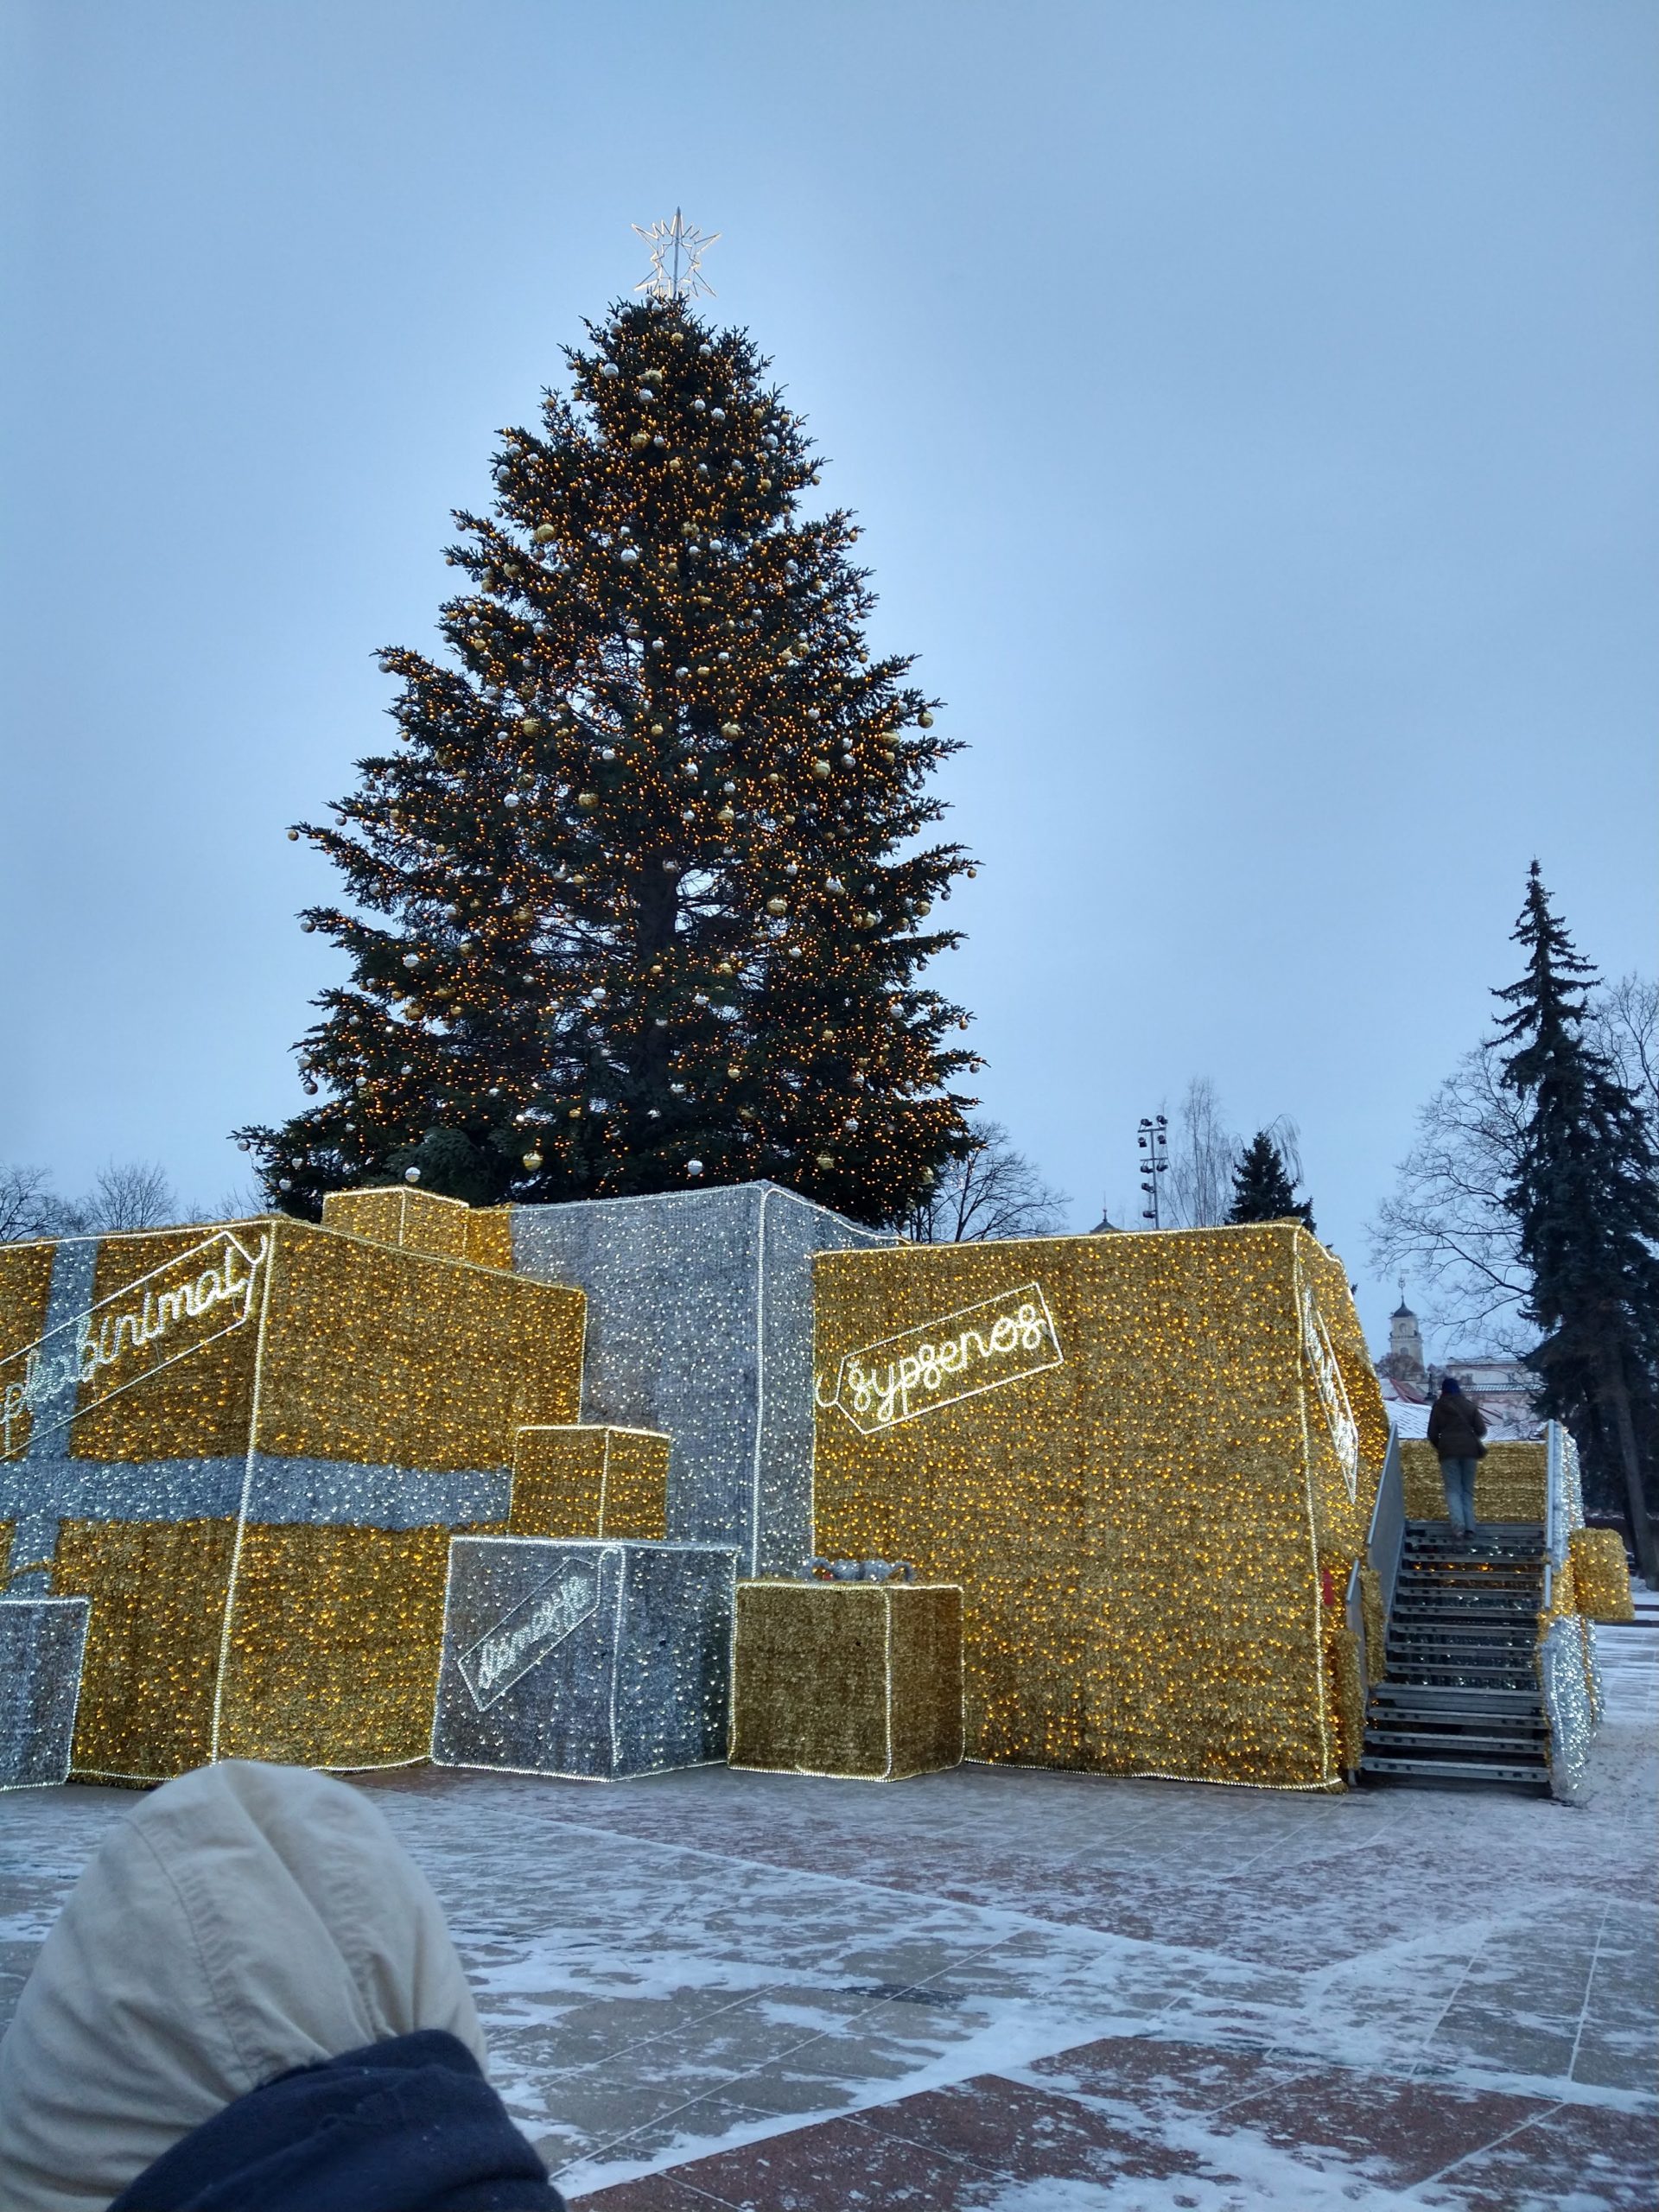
[
  {"left": 431, "top": 1536, "right": 739, "bottom": 1779},
  {"left": 1541, "top": 1614, "right": 1597, "bottom": 1800},
  {"left": 509, "top": 1185, "right": 891, "bottom": 1576},
  {"left": 0, "top": 1599, "right": 89, "bottom": 1789}
]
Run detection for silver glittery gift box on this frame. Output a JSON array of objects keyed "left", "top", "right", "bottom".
[
  {"left": 430, "top": 1535, "right": 738, "bottom": 1779},
  {"left": 509, "top": 1184, "right": 892, "bottom": 1577}
]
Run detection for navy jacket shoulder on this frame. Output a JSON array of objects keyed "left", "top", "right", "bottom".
[{"left": 110, "top": 2029, "right": 563, "bottom": 2212}]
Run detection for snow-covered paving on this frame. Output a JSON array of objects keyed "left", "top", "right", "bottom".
[{"left": 2, "top": 1626, "right": 1653, "bottom": 2207}]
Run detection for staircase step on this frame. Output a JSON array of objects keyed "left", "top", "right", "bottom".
[
  {"left": 1401, "top": 1575, "right": 1542, "bottom": 1588},
  {"left": 1366, "top": 1726, "right": 1548, "bottom": 1753},
  {"left": 1392, "top": 1601, "right": 1540, "bottom": 1617},
  {"left": 1389, "top": 1637, "right": 1535, "bottom": 1653},
  {"left": 1387, "top": 1669, "right": 1536, "bottom": 1686},
  {"left": 1360, "top": 1754, "right": 1552, "bottom": 1791},
  {"left": 1371, "top": 1683, "right": 1542, "bottom": 1711},
  {"left": 1390, "top": 1632, "right": 1538, "bottom": 1644},
  {"left": 1389, "top": 1619, "right": 1536, "bottom": 1636}
]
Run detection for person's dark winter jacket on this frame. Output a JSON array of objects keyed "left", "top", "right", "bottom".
[
  {"left": 1427, "top": 1386, "right": 1488, "bottom": 1461},
  {"left": 110, "top": 2031, "right": 560, "bottom": 2212}
]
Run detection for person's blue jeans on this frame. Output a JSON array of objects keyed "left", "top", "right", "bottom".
[{"left": 1441, "top": 1456, "right": 1479, "bottom": 1535}]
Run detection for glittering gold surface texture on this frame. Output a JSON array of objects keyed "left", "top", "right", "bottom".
[
  {"left": 1402, "top": 1440, "right": 1548, "bottom": 1525},
  {"left": 53, "top": 1519, "right": 238, "bottom": 1782},
  {"left": 321, "top": 1186, "right": 515, "bottom": 1273},
  {"left": 510, "top": 1425, "right": 670, "bottom": 1540},
  {"left": 216, "top": 1524, "right": 478, "bottom": 1769},
  {"left": 1569, "top": 1527, "right": 1636, "bottom": 1623},
  {"left": 729, "top": 1580, "right": 963, "bottom": 1780},
  {"left": 252, "top": 1222, "right": 582, "bottom": 1468},
  {"left": 811, "top": 1225, "right": 1388, "bottom": 1789},
  {"left": 0, "top": 1241, "right": 58, "bottom": 1459}
]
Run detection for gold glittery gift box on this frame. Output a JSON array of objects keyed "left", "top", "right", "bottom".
[
  {"left": 810, "top": 1224, "right": 1389, "bottom": 1790},
  {"left": 1, "top": 1215, "right": 583, "bottom": 1783},
  {"left": 728, "top": 1579, "right": 963, "bottom": 1780},
  {"left": 1568, "top": 1527, "right": 1635, "bottom": 1623},
  {"left": 509, "top": 1425, "right": 670, "bottom": 1541}
]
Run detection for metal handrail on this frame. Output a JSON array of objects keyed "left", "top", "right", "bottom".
[
  {"left": 1542, "top": 1418, "right": 1566, "bottom": 1611},
  {"left": 1369, "top": 1425, "right": 1406, "bottom": 1614},
  {"left": 1344, "top": 1424, "right": 1405, "bottom": 1704}
]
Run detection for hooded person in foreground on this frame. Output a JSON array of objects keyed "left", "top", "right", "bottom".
[{"left": 0, "top": 1759, "right": 563, "bottom": 2211}]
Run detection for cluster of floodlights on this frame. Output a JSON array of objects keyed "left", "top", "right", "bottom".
[{"left": 1137, "top": 1115, "right": 1169, "bottom": 1228}]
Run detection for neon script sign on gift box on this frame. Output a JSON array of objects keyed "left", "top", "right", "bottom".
[
  {"left": 459, "top": 1558, "right": 604, "bottom": 1710},
  {"left": 818, "top": 1283, "right": 1064, "bottom": 1435},
  {"left": 1300, "top": 1285, "right": 1360, "bottom": 1504},
  {"left": 1, "top": 1229, "right": 270, "bottom": 1459}
]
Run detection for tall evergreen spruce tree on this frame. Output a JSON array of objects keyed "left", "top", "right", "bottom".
[
  {"left": 1496, "top": 863, "right": 1659, "bottom": 1581},
  {"left": 239, "top": 295, "right": 978, "bottom": 1224},
  {"left": 1227, "top": 1130, "right": 1314, "bottom": 1232}
]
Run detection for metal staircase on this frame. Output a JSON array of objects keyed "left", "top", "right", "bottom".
[{"left": 1360, "top": 1521, "right": 1550, "bottom": 1793}]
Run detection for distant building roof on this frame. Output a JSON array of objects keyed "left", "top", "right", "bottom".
[{"left": 1379, "top": 1373, "right": 1430, "bottom": 1408}]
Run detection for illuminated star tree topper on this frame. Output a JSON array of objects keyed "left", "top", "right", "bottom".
[{"left": 633, "top": 208, "right": 719, "bottom": 302}]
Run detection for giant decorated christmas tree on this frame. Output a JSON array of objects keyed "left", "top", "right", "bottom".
[{"left": 241, "top": 225, "right": 977, "bottom": 1224}]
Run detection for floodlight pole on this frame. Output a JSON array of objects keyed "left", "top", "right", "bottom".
[{"left": 1137, "top": 1115, "right": 1169, "bottom": 1230}]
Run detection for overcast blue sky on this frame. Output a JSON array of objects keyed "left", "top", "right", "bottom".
[{"left": 3, "top": 0, "right": 1654, "bottom": 1354}]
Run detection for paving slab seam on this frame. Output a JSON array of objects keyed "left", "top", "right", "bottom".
[
  {"left": 1389, "top": 2095, "right": 1569, "bottom": 2203},
  {"left": 548, "top": 2006, "right": 1226, "bottom": 2195},
  {"left": 547, "top": 2001, "right": 1655, "bottom": 2201},
  {"left": 543, "top": 1927, "right": 1047, "bottom": 2183},
  {"left": 1399, "top": 1920, "right": 1501, "bottom": 2089},
  {"left": 1563, "top": 1899, "right": 1613, "bottom": 2093}
]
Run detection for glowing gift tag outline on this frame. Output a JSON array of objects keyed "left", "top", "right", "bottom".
[
  {"left": 1300, "top": 1286, "right": 1360, "bottom": 1504},
  {"left": 817, "top": 1281, "right": 1064, "bottom": 1435},
  {"left": 458, "top": 1556, "right": 605, "bottom": 1710},
  {"left": 1, "top": 1229, "right": 270, "bottom": 1461}
]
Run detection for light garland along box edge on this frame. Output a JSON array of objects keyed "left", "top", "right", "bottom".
[
  {"left": 810, "top": 1223, "right": 1389, "bottom": 1792},
  {"left": 729, "top": 1579, "right": 964, "bottom": 1781},
  {"left": 431, "top": 1535, "right": 739, "bottom": 1780}
]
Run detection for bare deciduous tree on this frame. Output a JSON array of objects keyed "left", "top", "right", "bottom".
[
  {"left": 1371, "top": 973, "right": 1657, "bottom": 1358},
  {"left": 84, "top": 1161, "right": 181, "bottom": 1233},
  {"left": 906, "top": 1119, "right": 1069, "bottom": 1243},
  {"left": 1591, "top": 973, "right": 1659, "bottom": 1135},
  {"left": 1370, "top": 1044, "right": 1533, "bottom": 1352},
  {"left": 1163, "top": 1077, "right": 1240, "bottom": 1229},
  {"left": 3, "top": 1160, "right": 265, "bottom": 1243},
  {"left": 0, "top": 1165, "right": 86, "bottom": 1243}
]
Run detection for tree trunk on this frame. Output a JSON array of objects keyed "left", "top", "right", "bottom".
[{"left": 1599, "top": 1346, "right": 1659, "bottom": 1586}]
